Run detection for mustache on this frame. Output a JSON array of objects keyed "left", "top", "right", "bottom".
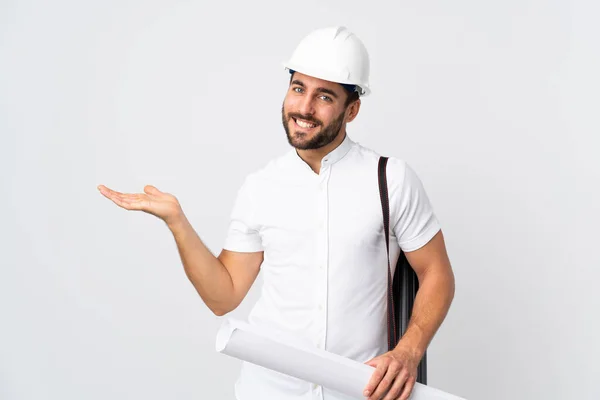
[{"left": 287, "top": 113, "right": 322, "bottom": 126}]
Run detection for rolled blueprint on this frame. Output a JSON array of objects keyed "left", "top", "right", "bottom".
[{"left": 216, "top": 318, "right": 466, "bottom": 400}]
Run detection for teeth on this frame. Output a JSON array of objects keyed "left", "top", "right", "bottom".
[{"left": 296, "top": 119, "right": 316, "bottom": 128}]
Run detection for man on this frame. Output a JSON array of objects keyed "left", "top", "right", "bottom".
[{"left": 98, "top": 26, "right": 455, "bottom": 400}]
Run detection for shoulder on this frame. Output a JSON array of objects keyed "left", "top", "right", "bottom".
[
  {"left": 352, "top": 142, "right": 412, "bottom": 184},
  {"left": 349, "top": 141, "right": 381, "bottom": 163},
  {"left": 238, "top": 150, "right": 293, "bottom": 190},
  {"left": 384, "top": 156, "right": 410, "bottom": 184},
  {"left": 357, "top": 142, "right": 425, "bottom": 197},
  {"left": 385, "top": 157, "right": 427, "bottom": 198}
]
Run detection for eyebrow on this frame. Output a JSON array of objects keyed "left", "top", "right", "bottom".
[{"left": 291, "top": 80, "right": 339, "bottom": 99}]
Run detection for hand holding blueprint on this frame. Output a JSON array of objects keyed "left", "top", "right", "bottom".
[{"left": 216, "top": 318, "right": 466, "bottom": 400}]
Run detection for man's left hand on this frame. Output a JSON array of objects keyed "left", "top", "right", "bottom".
[{"left": 362, "top": 345, "right": 421, "bottom": 400}]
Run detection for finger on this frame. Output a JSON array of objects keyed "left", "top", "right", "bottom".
[
  {"left": 370, "top": 362, "right": 401, "bottom": 400},
  {"left": 98, "top": 186, "right": 132, "bottom": 204},
  {"left": 111, "top": 195, "right": 140, "bottom": 210},
  {"left": 98, "top": 186, "right": 145, "bottom": 201},
  {"left": 364, "top": 355, "right": 381, "bottom": 368},
  {"left": 365, "top": 360, "right": 392, "bottom": 399},
  {"left": 98, "top": 185, "right": 112, "bottom": 199},
  {"left": 102, "top": 191, "right": 143, "bottom": 211},
  {"left": 98, "top": 187, "right": 121, "bottom": 203},
  {"left": 112, "top": 192, "right": 145, "bottom": 204},
  {"left": 106, "top": 194, "right": 134, "bottom": 210},
  {"left": 382, "top": 369, "right": 408, "bottom": 400},
  {"left": 397, "top": 376, "right": 416, "bottom": 400},
  {"left": 144, "top": 185, "right": 159, "bottom": 195},
  {"left": 98, "top": 186, "right": 149, "bottom": 212},
  {"left": 104, "top": 190, "right": 129, "bottom": 203},
  {"left": 118, "top": 195, "right": 148, "bottom": 210},
  {"left": 98, "top": 185, "right": 124, "bottom": 197}
]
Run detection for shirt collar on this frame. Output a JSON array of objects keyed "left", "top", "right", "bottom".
[
  {"left": 287, "top": 133, "right": 355, "bottom": 172},
  {"left": 320, "top": 133, "right": 355, "bottom": 166}
]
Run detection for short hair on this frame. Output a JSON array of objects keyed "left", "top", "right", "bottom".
[{"left": 344, "top": 90, "right": 360, "bottom": 107}]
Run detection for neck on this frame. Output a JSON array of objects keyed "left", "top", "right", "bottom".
[{"left": 296, "top": 130, "right": 347, "bottom": 174}]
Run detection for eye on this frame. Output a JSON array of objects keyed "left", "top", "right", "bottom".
[
  {"left": 293, "top": 87, "right": 304, "bottom": 93},
  {"left": 320, "top": 95, "right": 333, "bottom": 102}
]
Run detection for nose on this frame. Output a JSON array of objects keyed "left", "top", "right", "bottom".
[{"left": 298, "top": 95, "right": 316, "bottom": 117}]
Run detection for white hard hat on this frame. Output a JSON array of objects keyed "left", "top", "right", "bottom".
[{"left": 282, "top": 26, "right": 371, "bottom": 96}]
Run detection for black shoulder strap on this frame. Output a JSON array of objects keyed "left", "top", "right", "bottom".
[
  {"left": 377, "top": 157, "right": 397, "bottom": 353},
  {"left": 378, "top": 156, "right": 428, "bottom": 385}
]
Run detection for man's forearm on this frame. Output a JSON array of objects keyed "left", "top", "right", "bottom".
[
  {"left": 167, "top": 215, "right": 235, "bottom": 315},
  {"left": 396, "top": 265, "right": 455, "bottom": 358}
]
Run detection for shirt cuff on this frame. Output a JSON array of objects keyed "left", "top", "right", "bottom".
[
  {"left": 223, "top": 236, "right": 264, "bottom": 253},
  {"left": 398, "top": 217, "right": 441, "bottom": 252}
]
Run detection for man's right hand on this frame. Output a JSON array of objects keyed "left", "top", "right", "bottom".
[
  {"left": 97, "top": 183, "right": 263, "bottom": 316},
  {"left": 97, "top": 184, "right": 184, "bottom": 227}
]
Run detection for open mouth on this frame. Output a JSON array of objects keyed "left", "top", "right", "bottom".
[{"left": 293, "top": 117, "right": 319, "bottom": 130}]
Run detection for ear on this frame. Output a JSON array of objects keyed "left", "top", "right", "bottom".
[{"left": 345, "top": 99, "right": 361, "bottom": 123}]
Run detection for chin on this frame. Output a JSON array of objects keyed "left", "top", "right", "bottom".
[
  {"left": 291, "top": 131, "right": 315, "bottom": 144},
  {"left": 289, "top": 136, "right": 308, "bottom": 149},
  {"left": 286, "top": 133, "right": 307, "bottom": 149}
]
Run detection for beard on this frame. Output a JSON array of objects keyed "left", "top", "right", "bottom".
[{"left": 281, "top": 105, "right": 346, "bottom": 150}]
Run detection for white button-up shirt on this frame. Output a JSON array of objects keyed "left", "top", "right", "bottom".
[{"left": 223, "top": 134, "right": 441, "bottom": 400}]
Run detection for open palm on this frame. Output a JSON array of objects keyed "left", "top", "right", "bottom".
[{"left": 98, "top": 184, "right": 182, "bottom": 224}]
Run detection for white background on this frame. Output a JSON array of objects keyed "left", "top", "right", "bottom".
[{"left": 1, "top": 1, "right": 598, "bottom": 399}]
